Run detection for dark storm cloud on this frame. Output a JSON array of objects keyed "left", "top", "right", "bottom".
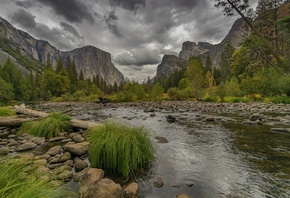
[
  {"left": 10, "top": 9, "right": 36, "bottom": 29},
  {"left": 109, "top": 0, "right": 146, "bottom": 13},
  {"left": 104, "top": 10, "right": 122, "bottom": 37},
  {"left": 37, "top": 0, "right": 94, "bottom": 24},
  {"left": 13, "top": 0, "right": 34, "bottom": 8},
  {"left": 114, "top": 48, "right": 161, "bottom": 66}
]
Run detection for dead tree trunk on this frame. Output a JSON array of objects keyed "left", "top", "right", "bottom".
[{"left": 1, "top": 104, "right": 99, "bottom": 129}]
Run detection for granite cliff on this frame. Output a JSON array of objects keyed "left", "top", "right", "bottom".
[
  {"left": 0, "top": 17, "right": 125, "bottom": 85},
  {"left": 157, "top": 18, "right": 248, "bottom": 79}
]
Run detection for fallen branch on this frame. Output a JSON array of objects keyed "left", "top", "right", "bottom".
[
  {"left": 0, "top": 116, "right": 40, "bottom": 127},
  {"left": 12, "top": 104, "right": 98, "bottom": 129}
]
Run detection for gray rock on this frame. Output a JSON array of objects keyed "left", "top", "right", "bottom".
[
  {"left": 48, "top": 157, "right": 61, "bottom": 164},
  {"left": 63, "top": 142, "right": 89, "bottom": 156},
  {"left": 15, "top": 142, "right": 37, "bottom": 152},
  {"left": 0, "top": 131, "right": 9, "bottom": 137},
  {"left": 271, "top": 128, "right": 290, "bottom": 133},
  {"left": 60, "top": 152, "right": 71, "bottom": 162},
  {"left": 57, "top": 170, "right": 73, "bottom": 181},
  {"left": 250, "top": 114, "right": 263, "bottom": 121},
  {"left": 49, "top": 137, "right": 66, "bottom": 142},
  {"left": 166, "top": 115, "right": 176, "bottom": 123},
  {"left": 123, "top": 182, "right": 139, "bottom": 198},
  {"left": 81, "top": 178, "right": 122, "bottom": 198},
  {"left": 46, "top": 145, "right": 62, "bottom": 156},
  {"left": 31, "top": 137, "right": 45, "bottom": 145},
  {"left": 76, "top": 168, "right": 104, "bottom": 197},
  {"left": 176, "top": 194, "right": 190, "bottom": 198},
  {"left": 72, "top": 134, "right": 85, "bottom": 143},
  {"left": 74, "top": 157, "right": 88, "bottom": 172},
  {"left": 0, "top": 147, "right": 10, "bottom": 155},
  {"left": 155, "top": 136, "right": 169, "bottom": 143},
  {"left": 8, "top": 140, "right": 18, "bottom": 146},
  {"left": 153, "top": 177, "right": 164, "bottom": 188}
]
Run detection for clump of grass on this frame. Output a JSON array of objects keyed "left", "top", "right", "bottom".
[
  {"left": 18, "top": 112, "right": 71, "bottom": 138},
  {"left": 0, "top": 156, "right": 53, "bottom": 198},
  {"left": 0, "top": 155, "right": 76, "bottom": 198},
  {"left": 0, "top": 106, "right": 16, "bottom": 117},
  {"left": 86, "top": 121, "right": 155, "bottom": 179}
]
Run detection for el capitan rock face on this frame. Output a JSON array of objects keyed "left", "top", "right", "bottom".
[{"left": 0, "top": 17, "right": 125, "bottom": 85}]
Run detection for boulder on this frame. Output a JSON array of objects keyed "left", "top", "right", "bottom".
[
  {"left": 76, "top": 168, "right": 104, "bottom": 197},
  {"left": 46, "top": 145, "right": 62, "bottom": 156},
  {"left": 176, "top": 194, "right": 190, "bottom": 198},
  {"left": 250, "top": 114, "right": 263, "bottom": 121},
  {"left": 74, "top": 157, "right": 88, "bottom": 172},
  {"left": 123, "top": 182, "right": 139, "bottom": 198},
  {"left": 82, "top": 178, "right": 122, "bottom": 198},
  {"left": 72, "top": 134, "right": 85, "bottom": 143},
  {"left": 15, "top": 142, "right": 37, "bottom": 152},
  {"left": 63, "top": 142, "right": 89, "bottom": 156},
  {"left": 60, "top": 152, "right": 71, "bottom": 162},
  {"left": 153, "top": 177, "right": 164, "bottom": 188},
  {"left": 166, "top": 115, "right": 176, "bottom": 123},
  {"left": 0, "top": 147, "right": 10, "bottom": 155},
  {"left": 57, "top": 170, "right": 73, "bottom": 181}
]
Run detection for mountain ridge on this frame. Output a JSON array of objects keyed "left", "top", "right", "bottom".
[{"left": 0, "top": 16, "right": 125, "bottom": 85}]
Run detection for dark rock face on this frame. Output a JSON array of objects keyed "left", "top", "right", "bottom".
[
  {"left": 156, "top": 18, "right": 248, "bottom": 78},
  {"left": 0, "top": 17, "right": 125, "bottom": 85}
]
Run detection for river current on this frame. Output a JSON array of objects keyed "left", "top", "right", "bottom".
[{"left": 72, "top": 105, "right": 289, "bottom": 198}]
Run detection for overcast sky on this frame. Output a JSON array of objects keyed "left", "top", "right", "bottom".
[{"left": 0, "top": 0, "right": 257, "bottom": 82}]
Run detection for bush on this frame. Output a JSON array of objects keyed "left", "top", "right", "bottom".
[
  {"left": 18, "top": 112, "right": 71, "bottom": 138},
  {"left": 271, "top": 96, "right": 290, "bottom": 104},
  {"left": 224, "top": 97, "right": 249, "bottom": 103},
  {"left": 86, "top": 122, "right": 155, "bottom": 179},
  {"left": 0, "top": 106, "right": 16, "bottom": 117}
]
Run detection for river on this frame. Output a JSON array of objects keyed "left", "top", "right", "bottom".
[
  {"left": 80, "top": 104, "right": 290, "bottom": 198},
  {"left": 39, "top": 102, "right": 290, "bottom": 197}
]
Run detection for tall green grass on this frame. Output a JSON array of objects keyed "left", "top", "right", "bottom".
[
  {"left": 0, "top": 155, "right": 77, "bottom": 198},
  {"left": 0, "top": 156, "right": 53, "bottom": 198},
  {"left": 18, "top": 112, "right": 71, "bottom": 138},
  {"left": 0, "top": 107, "right": 16, "bottom": 117},
  {"left": 86, "top": 122, "right": 155, "bottom": 179}
]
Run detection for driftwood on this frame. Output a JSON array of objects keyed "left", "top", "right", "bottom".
[
  {"left": 0, "top": 116, "right": 40, "bottom": 127},
  {"left": 0, "top": 104, "right": 98, "bottom": 129}
]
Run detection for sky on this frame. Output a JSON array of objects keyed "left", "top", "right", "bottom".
[{"left": 0, "top": 0, "right": 257, "bottom": 82}]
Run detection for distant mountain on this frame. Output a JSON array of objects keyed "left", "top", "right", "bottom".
[
  {"left": 0, "top": 17, "right": 125, "bottom": 85},
  {"left": 156, "top": 18, "right": 248, "bottom": 79}
]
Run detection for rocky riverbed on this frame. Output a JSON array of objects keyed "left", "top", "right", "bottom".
[{"left": 1, "top": 101, "right": 290, "bottom": 198}]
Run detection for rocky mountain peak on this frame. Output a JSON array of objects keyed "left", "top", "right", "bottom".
[
  {"left": 179, "top": 41, "right": 209, "bottom": 60},
  {"left": 0, "top": 16, "right": 125, "bottom": 85}
]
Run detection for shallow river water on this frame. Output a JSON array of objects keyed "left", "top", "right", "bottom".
[{"left": 71, "top": 105, "right": 290, "bottom": 198}]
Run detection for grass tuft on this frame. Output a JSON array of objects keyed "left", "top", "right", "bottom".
[
  {"left": 0, "top": 106, "right": 16, "bottom": 117},
  {"left": 18, "top": 112, "right": 71, "bottom": 138},
  {"left": 0, "top": 156, "right": 53, "bottom": 198},
  {"left": 86, "top": 121, "right": 155, "bottom": 179},
  {"left": 0, "top": 155, "right": 76, "bottom": 198}
]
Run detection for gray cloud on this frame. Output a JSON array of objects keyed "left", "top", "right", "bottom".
[
  {"left": 10, "top": 9, "right": 36, "bottom": 29},
  {"left": 0, "top": 0, "right": 250, "bottom": 81},
  {"left": 13, "top": 0, "right": 34, "bottom": 8},
  {"left": 109, "top": 0, "right": 146, "bottom": 13},
  {"left": 114, "top": 48, "right": 161, "bottom": 66},
  {"left": 60, "top": 22, "right": 81, "bottom": 38},
  {"left": 104, "top": 10, "right": 122, "bottom": 37},
  {"left": 37, "top": 0, "right": 94, "bottom": 24}
]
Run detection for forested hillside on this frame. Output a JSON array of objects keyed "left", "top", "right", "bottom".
[{"left": 0, "top": 1, "right": 290, "bottom": 104}]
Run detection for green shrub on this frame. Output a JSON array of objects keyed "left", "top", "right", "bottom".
[
  {"left": 0, "top": 106, "right": 16, "bottom": 117},
  {"left": 18, "top": 112, "right": 71, "bottom": 138},
  {"left": 224, "top": 97, "right": 249, "bottom": 103},
  {"left": 86, "top": 122, "right": 155, "bottom": 179},
  {"left": 271, "top": 96, "right": 290, "bottom": 104}
]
